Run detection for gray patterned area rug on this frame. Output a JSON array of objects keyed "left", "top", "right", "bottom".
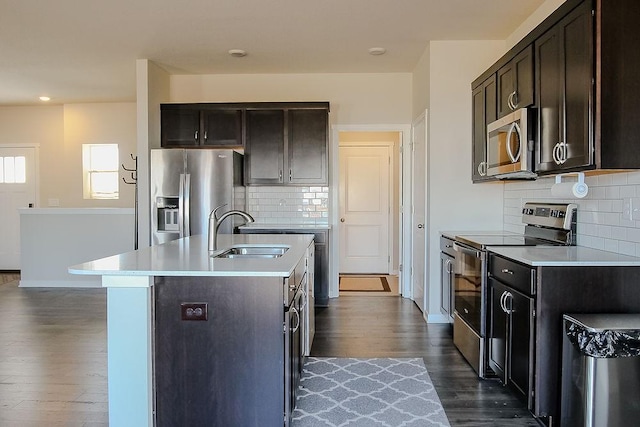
[{"left": 292, "top": 357, "right": 450, "bottom": 427}]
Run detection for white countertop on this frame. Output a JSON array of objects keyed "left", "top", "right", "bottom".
[
  {"left": 240, "top": 223, "right": 331, "bottom": 230},
  {"left": 440, "top": 229, "right": 515, "bottom": 240},
  {"left": 488, "top": 246, "right": 640, "bottom": 267},
  {"left": 69, "top": 234, "right": 314, "bottom": 277}
]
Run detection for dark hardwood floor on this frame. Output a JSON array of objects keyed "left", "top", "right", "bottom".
[
  {"left": 0, "top": 274, "right": 539, "bottom": 426},
  {"left": 0, "top": 276, "right": 108, "bottom": 427},
  {"left": 311, "top": 295, "right": 541, "bottom": 426}
]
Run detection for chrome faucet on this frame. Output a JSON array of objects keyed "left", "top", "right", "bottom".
[{"left": 208, "top": 204, "right": 255, "bottom": 251}]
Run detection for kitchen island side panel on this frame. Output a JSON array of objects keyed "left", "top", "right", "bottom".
[
  {"left": 154, "top": 276, "right": 284, "bottom": 427},
  {"left": 534, "top": 266, "right": 640, "bottom": 421}
]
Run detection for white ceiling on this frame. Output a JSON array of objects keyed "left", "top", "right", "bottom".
[{"left": 1, "top": 0, "right": 545, "bottom": 105}]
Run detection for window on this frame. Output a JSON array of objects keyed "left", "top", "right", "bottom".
[
  {"left": 0, "top": 156, "right": 27, "bottom": 183},
  {"left": 82, "top": 144, "right": 119, "bottom": 199}
]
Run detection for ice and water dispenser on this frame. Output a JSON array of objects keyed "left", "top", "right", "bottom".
[{"left": 156, "top": 197, "right": 180, "bottom": 232}]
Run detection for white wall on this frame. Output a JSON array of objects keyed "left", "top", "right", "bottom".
[
  {"left": 169, "top": 73, "right": 413, "bottom": 125},
  {"left": 63, "top": 103, "right": 137, "bottom": 208},
  {"left": 506, "top": 0, "right": 568, "bottom": 50},
  {"left": 0, "top": 103, "right": 136, "bottom": 208},
  {"left": 412, "top": 45, "right": 430, "bottom": 119},
  {"left": 424, "top": 40, "right": 506, "bottom": 321}
]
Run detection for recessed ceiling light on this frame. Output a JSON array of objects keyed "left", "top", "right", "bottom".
[
  {"left": 39, "top": 96, "right": 51, "bottom": 101},
  {"left": 228, "top": 49, "right": 247, "bottom": 58},
  {"left": 368, "top": 47, "right": 386, "bottom": 56}
]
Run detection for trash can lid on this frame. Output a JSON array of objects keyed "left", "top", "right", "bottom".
[{"left": 564, "top": 313, "right": 640, "bottom": 332}]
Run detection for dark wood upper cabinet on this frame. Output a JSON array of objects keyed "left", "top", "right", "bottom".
[
  {"left": 497, "top": 45, "right": 534, "bottom": 118},
  {"left": 245, "top": 110, "right": 285, "bottom": 185},
  {"left": 288, "top": 109, "right": 328, "bottom": 185},
  {"left": 201, "top": 110, "right": 243, "bottom": 147},
  {"left": 161, "top": 107, "right": 201, "bottom": 147},
  {"left": 244, "top": 104, "right": 329, "bottom": 186},
  {"left": 161, "top": 104, "right": 243, "bottom": 148},
  {"left": 472, "top": 75, "right": 497, "bottom": 182},
  {"left": 535, "top": 1, "right": 593, "bottom": 174}
]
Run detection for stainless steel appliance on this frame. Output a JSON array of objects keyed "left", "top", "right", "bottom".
[
  {"left": 150, "top": 148, "right": 244, "bottom": 245},
  {"left": 452, "top": 202, "right": 577, "bottom": 377},
  {"left": 486, "top": 107, "right": 536, "bottom": 179}
]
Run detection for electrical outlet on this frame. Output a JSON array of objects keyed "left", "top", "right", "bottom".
[
  {"left": 623, "top": 198, "right": 640, "bottom": 221},
  {"left": 181, "top": 303, "right": 208, "bottom": 321}
]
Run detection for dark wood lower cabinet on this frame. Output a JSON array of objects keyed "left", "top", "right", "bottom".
[{"left": 488, "top": 253, "right": 640, "bottom": 424}]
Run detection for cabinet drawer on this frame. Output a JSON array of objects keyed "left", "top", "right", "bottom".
[{"left": 488, "top": 253, "right": 535, "bottom": 296}]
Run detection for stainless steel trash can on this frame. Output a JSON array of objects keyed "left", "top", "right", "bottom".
[{"left": 561, "top": 314, "right": 640, "bottom": 427}]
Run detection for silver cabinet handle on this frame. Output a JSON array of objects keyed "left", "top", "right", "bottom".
[
  {"left": 417, "top": 224, "right": 424, "bottom": 229},
  {"left": 509, "top": 90, "right": 518, "bottom": 110},
  {"left": 445, "top": 259, "right": 453, "bottom": 274},
  {"left": 500, "top": 291, "right": 508, "bottom": 313},
  {"left": 279, "top": 170, "right": 283, "bottom": 181},
  {"left": 553, "top": 142, "right": 568, "bottom": 165},
  {"left": 505, "top": 292, "right": 514, "bottom": 315},
  {"left": 204, "top": 130, "right": 208, "bottom": 141},
  {"left": 477, "top": 161, "right": 487, "bottom": 177},
  {"left": 507, "top": 92, "right": 514, "bottom": 110},
  {"left": 291, "top": 306, "right": 300, "bottom": 332},
  {"left": 501, "top": 268, "right": 514, "bottom": 275},
  {"left": 194, "top": 130, "right": 198, "bottom": 141}
]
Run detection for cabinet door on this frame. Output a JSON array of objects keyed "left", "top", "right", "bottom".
[
  {"left": 245, "top": 110, "right": 285, "bottom": 184},
  {"left": 472, "top": 75, "right": 496, "bottom": 182},
  {"left": 288, "top": 109, "right": 328, "bottom": 185},
  {"left": 535, "top": 2, "right": 593, "bottom": 174},
  {"left": 161, "top": 108, "right": 200, "bottom": 147},
  {"left": 202, "top": 110, "right": 243, "bottom": 147},
  {"left": 440, "top": 252, "right": 454, "bottom": 318},
  {"left": 508, "top": 287, "right": 534, "bottom": 407},
  {"left": 497, "top": 46, "right": 534, "bottom": 118},
  {"left": 488, "top": 278, "right": 508, "bottom": 382}
]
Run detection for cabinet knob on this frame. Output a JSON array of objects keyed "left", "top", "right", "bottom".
[{"left": 340, "top": 218, "right": 345, "bottom": 223}]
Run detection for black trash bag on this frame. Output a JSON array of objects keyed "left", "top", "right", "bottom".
[{"left": 566, "top": 321, "right": 640, "bottom": 358}]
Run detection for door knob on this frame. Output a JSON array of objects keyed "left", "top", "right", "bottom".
[
  {"left": 340, "top": 218, "right": 345, "bottom": 223},
  {"left": 417, "top": 224, "right": 424, "bottom": 229}
]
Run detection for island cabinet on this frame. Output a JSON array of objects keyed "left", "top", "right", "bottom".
[
  {"left": 487, "top": 252, "right": 640, "bottom": 425},
  {"left": 245, "top": 103, "right": 329, "bottom": 186},
  {"left": 497, "top": 45, "right": 534, "bottom": 119},
  {"left": 471, "top": 74, "right": 497, "bottom": 182},
  {"left": 161, "top": 104, "right": 243, "bottom": 148}
]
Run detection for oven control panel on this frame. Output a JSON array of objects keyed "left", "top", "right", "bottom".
[{"left": 522, "top": 202, "right": 577, "bottom": 230}]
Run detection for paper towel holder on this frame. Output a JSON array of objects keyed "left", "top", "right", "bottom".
[{"left": 553, "top": 172, "right": 589, "bottom": 198}]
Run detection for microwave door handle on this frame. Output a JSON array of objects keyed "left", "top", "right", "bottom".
[{"left": 506, "top": 122, "right": 521, "bottom": 163}]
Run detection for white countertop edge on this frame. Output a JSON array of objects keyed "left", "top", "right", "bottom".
[
  {"left": 239, "top": 223, "right": 331, "bottom": 230},
  {"left": 488, "top": 245, "right": 640, "bottom": 267},
  {"left": 70, "top": 268, "right": 297, "bottom": 280},
  {"left": 20, "top": 207, "right": 135, "bottom": 215}
]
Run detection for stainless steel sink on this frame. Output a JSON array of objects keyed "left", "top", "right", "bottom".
[{"left": 213, "top": 245, "right": 289, "bottom": 259}]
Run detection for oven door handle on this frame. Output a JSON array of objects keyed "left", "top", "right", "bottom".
[{"left": 453, "top": 242, "right": 482, "bottom": 258}]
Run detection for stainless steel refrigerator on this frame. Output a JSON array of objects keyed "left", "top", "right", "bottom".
[{"left": 150, "top": 149, "right": 244, "bottom": 245}]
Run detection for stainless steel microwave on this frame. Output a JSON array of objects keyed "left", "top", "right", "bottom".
[{"left": 486, "top": 108, "right": 536, "bottom": 179}]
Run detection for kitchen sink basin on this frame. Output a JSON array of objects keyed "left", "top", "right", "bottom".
[{"left": 213, "top": 245, "right": 289, "bottom": 259}]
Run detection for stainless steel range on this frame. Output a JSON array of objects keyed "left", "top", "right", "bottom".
[{"left": 452, "top": 202, "right": 577, "bottom": 378}]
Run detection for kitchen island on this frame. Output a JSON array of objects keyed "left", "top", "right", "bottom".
[{"left": 69, "top": 233, "right": 314, "bottom": 427}]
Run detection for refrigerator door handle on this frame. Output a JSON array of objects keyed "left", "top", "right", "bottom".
[
  {"left": 178, "top": 174, "right": 185, "bottom": 238},
  {"left": 183, "top": 173, "right": 191, "bottom": 237}
]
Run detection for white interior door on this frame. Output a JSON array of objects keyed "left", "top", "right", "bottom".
[
  {"left": 0, "top": 146, "right": 37, "bottom": 270},
  {"left": 339, "top": 145, "right": 390, "bottom": 274},
  {"left": 411, "top": 113, "right": 427, "bottom": 312}
]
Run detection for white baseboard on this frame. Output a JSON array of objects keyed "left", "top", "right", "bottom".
[
  {"left": 19, "top": 279, "right": 102, "bottom": 288},
  {"left": 425, "top": 312, "right": 450, "bottom": 324}
]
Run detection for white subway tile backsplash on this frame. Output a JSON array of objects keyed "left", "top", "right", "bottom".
[
  {"left": 245, "top": 186, "right": 329, "bottom": 225},
  {"left": 504, "top": 170, "right": 640, "bottom": 255}
]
